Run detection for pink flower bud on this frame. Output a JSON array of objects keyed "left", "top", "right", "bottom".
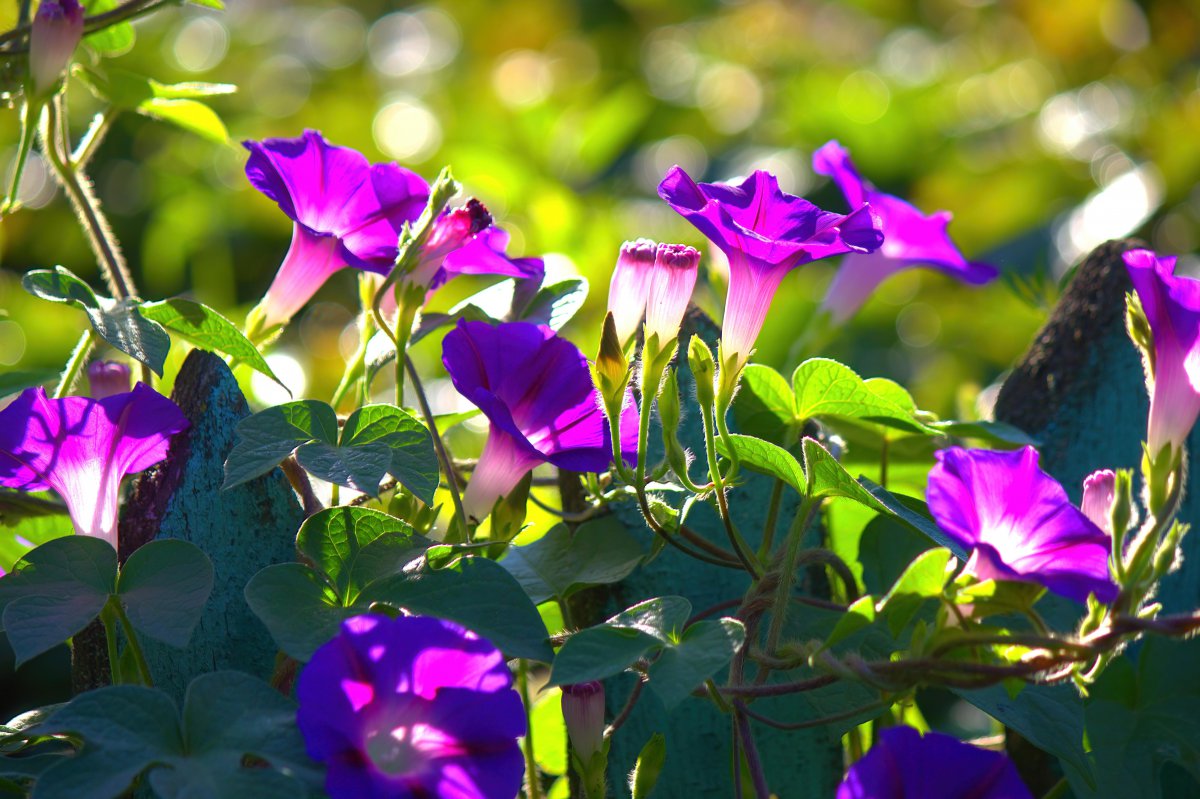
[
  {"left": 644, "top": 243, "right": 700, "bottom": 346},
  {"left": 87, "top": 360, "right": 132, "bottom": 400},
  {"left": 1081, "top": 469, "right": 1116, "bottom": 534},
  {"left": 606, "top": 239, "right": 658, "bottom": 345},
  {"left": 561, "top": 681, "right": 605, "bottom": 760},
  {"left": 29, "top": 0, "right": 84, "bottom": 97}
]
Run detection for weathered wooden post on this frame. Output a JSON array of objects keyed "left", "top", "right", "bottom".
[
  {"left": 566, "top": 308, "right": 843, "bottom": 798},
  {"left": 108, "top": 349, "right": 304, "bottom": 699}
]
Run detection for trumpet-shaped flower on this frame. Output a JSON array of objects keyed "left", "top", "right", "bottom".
[
  {"left": 813, "top": 141, "right": 997, "bottom": 325},
  {"left": 0, "top": 385, "right": 188, "bottom": 548},
  {"left": 658, "top": 165, "right": 882, "bottom": 368},
  {"left": 837, "top": 727, "right": 1031, "bottom": 799},
  {"left": 297, "top": 614, "right": 525, "bottom": 799},
  {"left": 926, "top": 446, "right": 1116, "bottom": 604},
  {"left": 1122, "top": 248, "right": 1200, "bottom": 458},
  {"left": 442, "top": 320, "right": 638, "bottom": 521},
  {"left": 30, "top": 0, "right": 84, "bottom": 96}
]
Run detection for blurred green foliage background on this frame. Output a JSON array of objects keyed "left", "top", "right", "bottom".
[{"left": 3, "top": 0, "right": 1199, "bottom": 419}]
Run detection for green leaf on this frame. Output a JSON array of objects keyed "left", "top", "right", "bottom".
[
  {"left": 82, "top": 0, "right": 134, "bottom": 55},
  {"left": 519, "top": 278, "right": 589, "bottom": 331},
  {"left": 22, "top": 267, "right": 170, "bottom": 375},
  {"left": 244, "top": 563, "right": 350, "bottom": 661},
  {"left": 647, "top": 618, "right": 745, "bottom": 710},
  {"left": 0, "top": 513, "right": 71, "bottom": 573},
  {"left": 363, "top": 556, "right": 553, "bottom": 662},
  {"left": 717, "top": 434, "right": 806, "bottom": 495},
  {"left": 0, "top": 536, "right": 117, "bottom": 666},
  {"left": 858, "top": 513, "right": 933, "bottom": 596},
  {"left": 223, "top": 400, "right": 339, "bottom": 489},
  {"left": 295, "top": 506, "right": 422, "bottom": 602},
  {"left": 549, "top": 597, "right": 693, "bottom": 685},
  {"left": 137, "top": 98, "right": 229, "bottom": 143},
  {"left": 821, "top": 595, "right": 877, "bottom": 651},
  {"left": 339, "top": 405, "right": 439, "bottom": 503},
  {"left": 792, "top": 358, "right": 933, "bottom": 434},
  {"left": 186, "top": 0, "right": 225, "bottom": 7},
  {"left": 0, "top": 369, "right": 58, "bottom": 399},
  {"left": 955, "top": 579, "right": 1045, "bottom": 620},
  {"left": 930, "top": 419, "right": 1039, "bottom": 447},
  {"left": 148, "top": 79, "right": 237, "bottom": 100},
  {"left": 139, "top": 299, "right": 282, "bottom": 387},
  {"left": 35, "top": 672, "right": 317, "bottom": 799},
  {"left": 877, "top": 548, "right": 952, "bottom": 636},
  {"left": 116, "top": 540, "right": 214, "bottom": 648},
  {"left": 501, "top": 517, "right": 645, "bottom": 604},
  {"left": 859, "top": 477, "right": 970, "bottom": 560},
  {"left": 802, "top": 437, "right": 888, "bottom": 510},
  {"left": 732, "top": 364, "right": 797, "bottom": 442}
]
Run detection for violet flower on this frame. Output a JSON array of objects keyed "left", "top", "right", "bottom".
[
  {"left": 561, "top": 682, "right": 605, "bottom": 761},
  {"left": 658, "top": 165, "right": 882, "bottom": 369},
  {"left": 605, "top": 239, "right": 700, "bottom": 351},
  {"left": 244, "top": 130, "right": 430, "bottom": 331},
  {"left": 837, "top": 727, "right": 1032, "bottom": 799},
  {"left": 442, "top": 320, "right": 638, "bottom": 522},
  {"left": 813, "top": 141, "right": 998, "bottom": 325},
  {"left": 926, "top": 446, "right": 1116, "bottom": 604},
  {"left": 297, "top": 614, "right": 525, "bottom": 799},
  {"left": 0, "top": 385, "right": 188, "bottom": 549},
  {"left": 1122, "top": 248, "right": 1200, "bottom": 458},
  {"left": 29, "top": 0, "right": 84, "bottom": 97},
  {"left": 87, "top": 360, "right": 131, "bottom": 400}
]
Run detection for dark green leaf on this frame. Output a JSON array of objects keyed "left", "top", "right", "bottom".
[
  {"left": 362, "top": 556, "right": 553, "bottom": 662},
  {"left": 139, "top": 299, "right": 282, "bottom": 387},
  {"left": 339, "top": 405, "right": 439, "bottom": 503},
  {"left": 501, "top": 517, "right": 645, "bottom": 604},
  {"left": 22, "top": 267, "right": 170, "bottom": 375},
  {"left": 116, "top": 540, "right": 214, "bottom": 648},
  {"left": 0, "top": 536, "right": 116, "bottom": 666},
  {"left": 295, "top": 440, "right": 392, "bottom": 496},
  {"left": 821, "top": 595, "right": 877, "bottom": 651},
  {"left": 877, "top": 548, "right": 952, "bottom": 636},
  {"left": 647, "top": 618, "right": 745, "bottom": 710},
  {"left": 549, "top": 597, "right": 693, "bottom": 685},
  {"left": 223, "top": 400, "right": 339, "bottom": 489},
  {"left": 519, "top": 278, "right": 588, "bottom": 330},
  {"left": 0, "top": 369, "right": 58, "bottom": 399},
  {"left": 859, "top": 478, "right": 970, "bottom": 560},
  {"left": 295, "top": 506, "right": 420, "bottom": 601},
  {"left": 244, "top": 563, "right": 349, "bottom": 662}
]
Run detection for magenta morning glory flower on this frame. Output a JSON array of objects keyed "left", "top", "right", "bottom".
[
  {"left": 658, "top": 165, "right": 883, "bottom": 369},
  {"left": 29, "top": 0, "right": 84, "bottom": 97},
  {"left": 0, "top": 385, "right": 188, "bottom": 549},
  {"left": 442, "top": 320, "right": 638, "bottom": 522},
  {"left": 1081, "top": 469, "right": 1117, "bottom": 534},
  {"left": 244, "top": 130, "right": 431, "bottom": 331},
  {"left": 813, "top": 141, "right": 998, "bottom": 325},
  {"left": 926, "top": 446, "right": 1116, "bottom": 604},
  {"left": 1123, "top": 248, "right": 1200, "bottom": 458},
  {"left": 297, "top": 614, "right": 525, "bottom": 799},
  {"left": 837, "top": 727, "right": 1031, "bottom": 799}
]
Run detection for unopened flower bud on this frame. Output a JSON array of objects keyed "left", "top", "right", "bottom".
[
  {"left": 87, "top": 360, "right": 131, "bottom": 399},
  {"left": 644, "top": 244, "right": 699, "bottom": 347},
  {"left": 29, "top": 0, "right": 84, "bottom": 97},
  {"left": 405, "top": 198, "right": 493, "bottom": 289},
  {"left": 562, "top": 681, "right": 605, "bottom": 761},
  {"left": 1110, "top": 469, "right": 1134, "bottom": 543},
  {"left": 607, "top": 239, "right": 657, "bottom": 346},
  {"left": 687, "top": 336, "right": 716, "bottom": 409},
  {"left": 593, "top": 312, "right": 630, "bottom": 417},
  {"left": 657, "top": 368, "right": 681, "bottom": 435},
  {"left": 1081, "top": 469, "right": 1116, "bottom": 534}
]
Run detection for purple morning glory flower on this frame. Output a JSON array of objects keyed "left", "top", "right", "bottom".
[
  {"left": 442, "top": 320, "right": 638, "bottom": 522},
  {"left": 0, "top": 385, "right": 188, "bottom": 548},
  {"left": 837, "top": 727, "right": 1032, "bottom": 799},
  {"left": 244, "top": 130, "right": 431, "bottom": 330},
  {"left": 813, "top": 141, "right": 998, "bottom": 325},
  {"left": 1123, "top": 248, "right": 1200, "bottom": 458},
  {"left": 926, "top": 446, "right": 1116, "bottom": 604},
  {"left": 658, "top": 165, "right": 882, "bottom": 369},
  {"left": 297, "top": 614, "right": 526, "bottom": 799}
]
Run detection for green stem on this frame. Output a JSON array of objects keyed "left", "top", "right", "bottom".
[
  {"left": 517, "top": 660, "right": 543, "bottom": 799},
  {"left": 405, "top": 355, "right": 470, "bottom": 540},
  {"left": 3, "top": 99, "right": 38, "bottom": 214},
  {"left": 879, "top": 434, "right": 889, "bottom": 489},
  {"left": 757, "top": 498, "right": 819, "bottom": 683},
  {"left": 112, "top": 599, "right": 152, "bottom": 686},
  {"left": 54, "top": 329, "right": 95, "bottom": 398},
  {"left": 702, "top": 405, "right": 761, "bottom": 577},
  {"left": 330, "top": 483, "right": 340, "bottom": 507},
  {"left": 72, "top": 108, "right": 117, "bottom": 171},
  {"left": 99, "top": 600, "right": 123, "bottom": 684},
  {"left": 758, "top": 479, "right": 784, "bottom": 560}
]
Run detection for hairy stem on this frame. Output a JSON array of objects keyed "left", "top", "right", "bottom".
[
  {"left": 406, "top": 355, "right": 469, "bottom": 539},
  {"left": 54, "top": 329, "right": 95, "bottom": 398}
]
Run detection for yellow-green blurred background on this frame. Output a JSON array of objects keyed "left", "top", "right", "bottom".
[{"left": 2, "top": 0, "right": 1199, "bottom": 418}]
